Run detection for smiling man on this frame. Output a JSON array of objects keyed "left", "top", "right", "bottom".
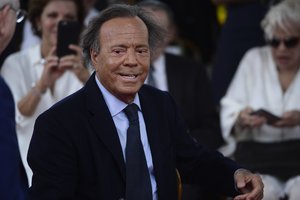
[
  {"left": 27, "top": 4, "right": 263, "bottom": 200},
  {"left": 92, "top": 16, "right": 150, "bottom": 103}
]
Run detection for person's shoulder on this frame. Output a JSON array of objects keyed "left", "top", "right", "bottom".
[
  {"left": 41, "top": 87, "right": 85, "bottom": 118},
  {"left": 240, "top": 46, "right": 271, "bottom": 67},
  {"left": 2, "top": 45, "right": 39, "bottom": 66},
  {"left": 3, "top": 50, "right": 24, "bottom": 64},
  {"left": 244, "top": 45, "right": 269, "bottom": 57}
]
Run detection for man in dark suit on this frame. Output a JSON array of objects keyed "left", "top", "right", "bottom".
[
  {"left": 0, "top": 0, "right": 28, "bottom": 199},
  {"left": 28, "top": 4, "right": 263, "bottom": 200},
  {"left": 162, "top": 53, "right": 224, "bottom": 149}
]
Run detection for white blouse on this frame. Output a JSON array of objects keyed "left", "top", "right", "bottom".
[
  {"left": 220, "top": 46, "right": 300, "bottom": 155},
  {"left": 1, "top": 44, "right": 84, "bottom": 185}
]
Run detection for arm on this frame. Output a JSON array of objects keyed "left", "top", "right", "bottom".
[
  {"left": 273, "top": 110, "right": 300, "bottom": 127},
  {"left": 28, "top": 111, "right": 78, "bottom": 200},
  {"left": 220, "top": 48, "right": 258, "bottom": 141},
  {"left": 1, "top": 48, "right": 64, "bottom": 117},
  {"left": 233, "top": 169, "right": 264, "bottom": 200}
]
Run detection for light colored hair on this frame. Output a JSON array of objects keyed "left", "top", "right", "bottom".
[
  {"left": 0, "top": 0, "right": 19, "bottom": 10},
  {"left": 261, "top": 0, "right": 300, "bottom": 39}
]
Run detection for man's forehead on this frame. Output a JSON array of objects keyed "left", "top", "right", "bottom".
[
  {"left": 100, "top": 17, "right": 149, "bottom": 43},
  {"left": 101, "top": 17, "right": 148, "bottom": 35}
]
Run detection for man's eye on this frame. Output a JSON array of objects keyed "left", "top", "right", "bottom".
[
  {"left": 47, "top": 13, "right": 58, "bottom": 18},
  {"left": 137, "top": 49, "right": 148, "bottom": 54},
  {"left": 113, "top": 49, "right": 125, "bottom": 55},
  {"left": 115, "top": 50, "right": 121, "bottom": 53}
]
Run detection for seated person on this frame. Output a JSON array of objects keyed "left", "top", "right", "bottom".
[{"left": 220, "top": 0, "right": 300, "bottom": 199}]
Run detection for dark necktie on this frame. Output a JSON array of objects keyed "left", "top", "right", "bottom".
[
  {"left": 147, "top": 65, "right": 156, "bottom": 87},
  {"left": 124, "top": 104, "right": 152, "bottom": 200}
]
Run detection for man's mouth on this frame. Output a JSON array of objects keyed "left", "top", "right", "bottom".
[{"left": 119, "top": 73, "right": 138, "bottom": 79}]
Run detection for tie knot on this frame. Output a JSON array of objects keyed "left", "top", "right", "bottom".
[{"left": 124, "top": 104, "right": 139, "bottom": 124}]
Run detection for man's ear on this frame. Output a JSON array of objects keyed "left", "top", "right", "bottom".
[
  {"left": 0, "top": 5, "right": 10, "bottom": 35},
  {"left": 90, "top": 48, "right": 99, "bottom": 66}
]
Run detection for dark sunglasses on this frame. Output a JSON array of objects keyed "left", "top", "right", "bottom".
[{"left": 267, "top": 37, "right": 299, "bottom": 49}]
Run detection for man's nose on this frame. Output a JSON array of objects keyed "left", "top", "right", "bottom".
[{"left": 124, "top": 49, "right": 138, "bottom": 66}]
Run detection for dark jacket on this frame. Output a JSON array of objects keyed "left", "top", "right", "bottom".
[
  {"left": 0, "top": 76, "right": 28, "bottom": 200},
  {"left": 28, "top": 74, "right": 239, "bottom": 200},
  {"left": 165, "top": 53, "right": 224, "bottom": 149}
]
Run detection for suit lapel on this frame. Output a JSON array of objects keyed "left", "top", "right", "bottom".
[{"left": 84, "top": 74, "right": 126, "bottom": 181}]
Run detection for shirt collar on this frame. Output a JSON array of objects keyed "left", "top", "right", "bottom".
[{"left": 94, "top": 75, "right": 141, "bottom": 117}]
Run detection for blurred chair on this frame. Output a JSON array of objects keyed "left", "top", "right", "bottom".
[{"left": 176, "top": 169, "right": 182, "bottom": 200}]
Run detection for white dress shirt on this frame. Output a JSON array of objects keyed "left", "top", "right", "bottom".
[{"left": 145, "top": 54, "right": 168, "bottom": 91}]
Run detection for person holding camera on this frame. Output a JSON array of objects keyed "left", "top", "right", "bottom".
[
  {"left": 220, "top": 0, "right": 300, "bottom": 199},
  {"left": 0, "top": 0, "right": 28, "bottom": 199},
  {"left": 0, "top": 0, "right": 90, "bottom": 186}
]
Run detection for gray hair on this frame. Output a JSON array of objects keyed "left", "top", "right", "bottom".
[
  {"left": 80, "top": 4, "right": 166, "bottom": 67},
  {"left": 137, "top": 0, "right": 176, "bottom": 29},
  {"left": 261, "top": 0, "right": 300, "bottom": 39},
  {"left": 0, "top": 0, "right": 19, "bottom": 9}
]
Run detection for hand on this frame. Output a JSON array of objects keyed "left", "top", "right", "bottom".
[
  {"left": 59, "top": 44, "right": 90, "bottom": 83},
  {"left": 237, "top": 107, "right": 266, "bottom": 128},
  {"left": 234, "top": 169, "right": 264, "bottom": 200},
  {"left": 273, "top": 110, "right": 300, "bottom": 128},
  {"left": 38, "top": 47, "right": 66, "bottom": 92}
]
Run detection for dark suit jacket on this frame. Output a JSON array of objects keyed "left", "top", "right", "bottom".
[
  {"left": 0, "top": 76, "right": 28, "bottom": 200},
  {"left": 28, "top": 74, "right": 240, "bottom": 200},
  {"left": 165, "top": 53, "right": 224, "bottom": 149}
]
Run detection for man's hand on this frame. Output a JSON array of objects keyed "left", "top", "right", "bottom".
[{"left": 234, "top": 169, "right": 264, "bottom": 200}]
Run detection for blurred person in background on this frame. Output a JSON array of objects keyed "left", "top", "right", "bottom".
[
  {"left": 211, "top": 0, "right": 268, "bottom": 107},
  {"left": 0, "top": 0, "right": 28, "bottom": 199},
  {"left": 1, "top": 0, "right": 90, "bottom": 186},
  {"left": 137, "top": 1, "right": 225, "bottom": 199},
  {"left": 220, "top": 0, "right": 300, "bottom": 199},
  {"left": 156, "top": 0, "right": 218, "bottom": 65},
  {"left": 137, "top": 0, "right": 225, "bottom": 161},
  {"left": 21, "top": 0, "right": 100, "bottom": 50}
]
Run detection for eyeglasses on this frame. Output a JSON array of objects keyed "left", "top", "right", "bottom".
[
  {"left": 1, "top": 4, "right": 26, "bottom": 23},
  {"left": 267, "top": 37, "right": 299, "bottom": 49},
  {"left": 10, "top": 6, "right": 27, "bottom": 23}
]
